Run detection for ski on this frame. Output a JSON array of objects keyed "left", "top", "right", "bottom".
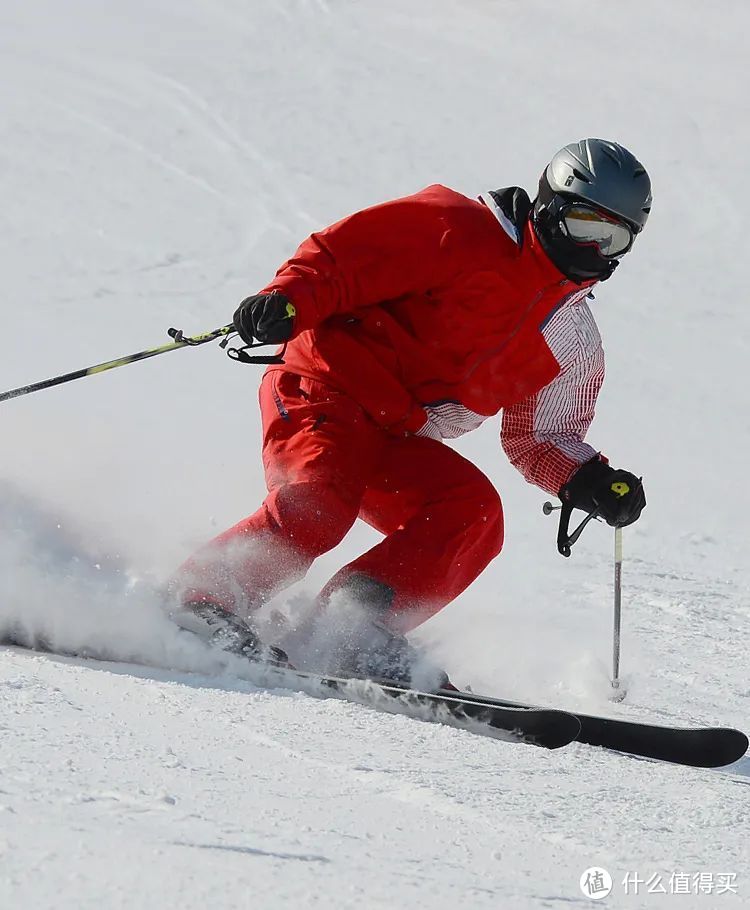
[
  {"left": 1, "top": 635, "right": 579, "bottom": 750},
  {"left": 5, "top": 635, "right": 745, "bottom": 764},
  {"left": 293, "top": 672, "right": 582, "bottom": 749},
  {"left": 418, "top": 688, "right": 749, "bottom": 768}
]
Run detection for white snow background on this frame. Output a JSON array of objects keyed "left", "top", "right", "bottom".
[{"left": 1, "top": 1, "right": 748, "bottom": 907}]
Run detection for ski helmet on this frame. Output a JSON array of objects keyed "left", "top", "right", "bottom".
[{"left": 532, "top": 139, "right": 652, "bottom": 282}]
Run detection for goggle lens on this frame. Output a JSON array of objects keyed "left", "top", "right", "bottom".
[{"left": 561, "top": 205, "right": 634, "bottom": 257}]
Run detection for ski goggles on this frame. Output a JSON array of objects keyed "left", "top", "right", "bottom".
[{"left": 559, "top": 204, "right": 635, "bottom": 257}]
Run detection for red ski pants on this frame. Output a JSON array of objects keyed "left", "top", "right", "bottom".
[{"left": 177, "top": 372, "right": 504, "bottom": 631}]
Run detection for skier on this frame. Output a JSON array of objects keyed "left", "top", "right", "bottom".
[{"left": 171, "top": 138, "right": 650, "bottom": 686}]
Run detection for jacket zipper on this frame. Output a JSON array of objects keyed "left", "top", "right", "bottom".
[{"left": 464, "top": 278, "right": 569, "bottom": 381}]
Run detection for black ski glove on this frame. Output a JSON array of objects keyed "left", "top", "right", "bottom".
[
  {"left": 560, "top": 458, "right": 646, "bottom": 528},
  {"left": 233, "top": 291, "right": 296, "bottom": 345}
]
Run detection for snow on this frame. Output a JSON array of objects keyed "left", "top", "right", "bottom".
[
  {"left": 1, "top": 0, "right": 749, "bottom": 907},
  {"left": 3, "top": 649, "right": 748, "bottom": 910}
]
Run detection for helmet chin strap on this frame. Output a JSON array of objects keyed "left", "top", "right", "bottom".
[{"left": 568, "top": 253, "right": 619, "bottom": 283}]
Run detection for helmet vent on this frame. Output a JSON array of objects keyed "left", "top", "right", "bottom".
[
  {"left": 600, "top": 145, "right": 621, "bottom": 164},
  {"left": 633, "top": 167, "right": 647, "bottom": 178},
  {"left": 571, "top": 167, "right": 592, "bottom": 184}
]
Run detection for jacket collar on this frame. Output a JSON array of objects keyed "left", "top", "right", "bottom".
[
  {"left": 481, "top": 186, "right": 598, "bottom": 290},
  {"left": 479, "top": 187, "right": 532, "bottom": 246}
]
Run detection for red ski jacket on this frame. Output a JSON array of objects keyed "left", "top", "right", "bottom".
[{"left": 261, "top": 184, "right": 605, "bottom": 495}]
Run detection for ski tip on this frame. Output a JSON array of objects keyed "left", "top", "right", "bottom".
[
  {"left": 710, "top": 729, "right": 749, "bottom": 768},
  {"left": 513, "top": 709, "right": 582, "bottom": 750}
]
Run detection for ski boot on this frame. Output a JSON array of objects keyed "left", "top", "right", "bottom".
[
  {"left": 171, "top": 600, "right": 290, "bottom": 667},
  {"left": 320, "top": 574, "right": 451, "bottom": 692},
  {"left": 346, "top": 621, "right": 450, "bottom": 692}
]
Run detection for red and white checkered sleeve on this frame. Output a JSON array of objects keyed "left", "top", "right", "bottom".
[{"left": 501, "top": 298, "right": 605, "bottom": 495}]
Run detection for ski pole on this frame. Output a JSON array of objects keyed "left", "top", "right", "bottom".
[
  {"left": 610, "top": 525, "right": 625, "bottom": 701},
  {"left": 0, "top": 324, "right": 283, "bottom": 404}
]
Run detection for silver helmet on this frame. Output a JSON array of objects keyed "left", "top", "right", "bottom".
[
  {"left": 545, "top": 139, "right": 652, "bottom": 230},
  {"left": 532, "top": 139, "right": 652, "bottom": 282}
]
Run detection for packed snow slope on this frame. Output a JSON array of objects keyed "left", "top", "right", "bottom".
[{"left": 1, "top": 1, "right": 749, "bottom": 907}]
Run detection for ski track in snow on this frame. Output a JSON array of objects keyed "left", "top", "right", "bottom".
[{"left": 1, "top": 0, "right": 749, "bottom": 907}]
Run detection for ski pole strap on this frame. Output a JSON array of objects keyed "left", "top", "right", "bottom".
[
  {"left": 556, "top": 502, "right": 575, "bottom": 557},
  {"left": 560, "top": 504, "right": 601, "bottom": 557},
  {"left": 542, "top": 501, "right": 600, "bottom": 557},
  {"left": 224, "top": 340, "right": 286, "bottom": 365}
]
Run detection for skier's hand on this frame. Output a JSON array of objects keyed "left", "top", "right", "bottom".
[
  {"left": 560, "top": 458, "right": 645, "bottom": 527},
  {"left": 233, "top": 291, "right": 296, "bottom": 345}
]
